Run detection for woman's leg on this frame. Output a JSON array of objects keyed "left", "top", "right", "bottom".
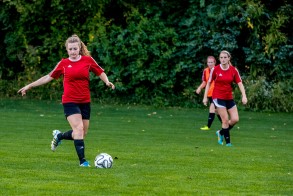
[
  {"left": 222, "top": 106, "right": 239, "bottom": 145},
  {"left": 228, "top": 106, "right": 239, "bottom": 127},
  {"left": 67, "top": 114, "right": 88, "bottom": 165},
  {"left": 82, "top": 119, "right": 89, "bottom": 138},
  {"left": 67, "top": 114, "right": 84, "bottom": 139},
  {"left": 217, "top": 107, "right": 229, "bottom": 129},
  {"left": 207, "top": 103, "right": 216, "bottom": 128},
  {"left": 214, "top": 107, "right": 228, "bottom": 145}
]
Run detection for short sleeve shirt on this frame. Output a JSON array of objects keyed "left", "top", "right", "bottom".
[
  {"left": 202, "top": 67, "right": 215, "bottom": 97},
  {"left": 209, "top": 64, "right": 242, "bottom": 100},
  {"left": 49, "top": 56, "right": 104, "bottom": 103}
]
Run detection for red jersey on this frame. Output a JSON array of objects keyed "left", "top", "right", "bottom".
[
  {"left": 49, "top": 56, "right": 104, "bottom": 103},
  {"left": 202, "top": 67, "right": 215, "bottom": 97},
  {"left": 209, "top": 64, "right": 242, "bottom": 100}
]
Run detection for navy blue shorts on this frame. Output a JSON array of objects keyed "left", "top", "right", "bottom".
[
  {"left": 63, "top": 103, "right": 91, "bottom": 120},
  {"left": 213, "top": 99, "right": 236, "bottom": 110},
  {"left": 208, "top": 97, "right": 214, "bottom": 105}
]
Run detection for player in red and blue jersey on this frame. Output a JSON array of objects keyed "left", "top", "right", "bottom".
[
  {"left": 203, "top": 50, "right": 247, "bottom": 146},
  {"left": 18, "top": 34, "right": 115, "bottom": 167}
]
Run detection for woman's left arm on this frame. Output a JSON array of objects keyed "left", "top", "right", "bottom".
[
  {"left": 99, "top": 72, "right": 115, "bottom": 89},
  {"left": 238, "top": 82, "right": 247, "bottom": 105}
]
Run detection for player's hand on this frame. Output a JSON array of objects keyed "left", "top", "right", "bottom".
[
  {"left": 195, "top": 88, "right": 201, "bottom": 94},
  {"left": 106, "top": 82, "right": 115, "bottom": 90},
  {"left": 18, "top": 85, "right": 31, "bottom": 96},
  {"left": 242, "top": 96, "right": 247, "bottom": 105},
  {"left": 203, "top": 97, "right": 208, "bottom": 106}
]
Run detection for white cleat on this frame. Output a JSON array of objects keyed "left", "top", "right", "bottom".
[{"left": 51, "top": 130, "right": 61, "bottom": 151}]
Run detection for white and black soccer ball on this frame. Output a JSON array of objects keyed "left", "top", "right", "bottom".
[{"left": 94, "top": 153, "right": 113, "bottom": 168}]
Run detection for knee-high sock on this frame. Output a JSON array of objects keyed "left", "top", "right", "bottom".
[
  {"left": 207, "top": 113, "right": 215, "bottom": 128},
  {"left": 219, "top": 128, "right": 230, "bottom": 144},
  {"left": 222, "top": 128, "right": 230, "bottom": 144},
  {"left": 74, "top": 139, "right": 86, "bottom": 164},
  {"left": 217, "top": 115, "right": 222, "bottom": 123},
  {"left": 228, "top": 124, "right": 234, "bottom": 131},
  {"left": 57, "top": 130, "right": 73, "bottom": 140}
]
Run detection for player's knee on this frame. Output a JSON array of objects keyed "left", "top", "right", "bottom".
[
  {"left": 221, "top": 119, "right": 229, "bottom": 127},
  {"left": 83, "top": 130, "right": 88, "bottom": 138},
  {"left": 72, "top": 124, "right": 84, "bottom": 139},
  {"left": 231, "top": 117, "right": 239, "bottom": 124}
]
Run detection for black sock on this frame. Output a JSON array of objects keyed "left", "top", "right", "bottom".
[
  {"left": 219, "top": 128, "right": 224, "bottom": 135},
  {"left": 57, "top": 130, "right": 73, "bottom": 140},
  {"left": 74, "top": 140, "right": 86, "bottom": 164},
  {"left": 228, "top": 124, "right": 234, "bottom": 131},
  {"left": 222, "top": 128, "right": 230, "bottom": 144},
  {"left": 207, "top": 113, "right": 215, "bottom": 128},
  {"left": 217, "top": 115, "right": 222, "bottom": 123}
]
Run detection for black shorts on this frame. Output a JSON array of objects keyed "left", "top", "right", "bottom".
[
  {"left": 63, "top": 103, "right": 91, "bottom": 120},
  {"left": 208, "top": 97, "right": 214, "bottom": 105},
  {"left": 213, "top": 99, "right": 236, "bottom": 110}
]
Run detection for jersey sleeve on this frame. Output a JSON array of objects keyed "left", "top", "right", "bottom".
[
  {"left": 234, "top": 68, "right": 242, "bottom": 84},
  {"left": 202, "top": 68, "right": 208, "bottom": 82},
  {"left": 201, "top": 70, "right": 205, "bottom": 82},
  {"left": 49, "top": 60, "right": 64, "bottom": 79},
  {"left": 88, "top": 56, "right": 104, "bottom": 76}
]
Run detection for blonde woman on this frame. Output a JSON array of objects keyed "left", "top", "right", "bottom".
[
  {"left": 203, "top": 51, "right": 247, "bottom": 146},
  {"left": 18, "top": 34, "right": 115, "bottom": 166}
]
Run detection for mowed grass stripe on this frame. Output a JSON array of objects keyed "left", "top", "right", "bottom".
[{"left": 0, "top": 99, "right": 292, "bottom": 195}]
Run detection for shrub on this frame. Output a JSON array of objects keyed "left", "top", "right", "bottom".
[{"left": 243, "top": 76, "right": 293, "bottom": 112}]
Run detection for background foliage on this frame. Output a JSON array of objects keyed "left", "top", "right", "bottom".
[{"left": 1, "top": 0, "right": 292, "bottom": 111}]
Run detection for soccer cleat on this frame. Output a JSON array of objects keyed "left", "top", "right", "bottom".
[
  {"left": 80, "top": 161, "right": 91, "bottom": 167},
  {"left": 216, "top": 130, "right": 224, "bottom": 145},
  {"left": 200, "top": 125, "right": 210, "bottom": 131},
  {"left": 226, "top": 143, "right": 233, "bottom": 147},
  {"left": 51, "top": 130, "right": 61, "bottom": 151}
]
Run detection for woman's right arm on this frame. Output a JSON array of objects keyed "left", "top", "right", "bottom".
[
  {"left": 196, "top": 81, "right": 206, "bottom": 94},
  {"left": 202, "top": 81, "right": 210, "bottom": 106},
  {"left": 18, "top": 74, "right": 54, "bottom": 96}
]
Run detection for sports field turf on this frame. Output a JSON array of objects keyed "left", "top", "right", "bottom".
[{"left": 0, "top": 99, "right": 292, "bottom": 195}]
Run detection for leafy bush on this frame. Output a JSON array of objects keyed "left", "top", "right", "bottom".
[
  {"left": 0, "top": 0, "right": 292, "bottom": 111},
  {"left": 244, "top": 76, "right": 293, "bottom": 112},
  {"left": 88, "top": 6, "right": 179, "bottom": 106}
]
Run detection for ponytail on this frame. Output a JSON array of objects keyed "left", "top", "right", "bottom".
[{"left": 80, "top": 41, "right": 91, "bottom": 56}]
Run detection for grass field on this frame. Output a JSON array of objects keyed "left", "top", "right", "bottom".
[{"left": 0, "top": 99, "right": 292, "bottom": 195}]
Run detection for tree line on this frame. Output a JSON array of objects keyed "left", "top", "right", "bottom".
[{"left": 1, "top": 0, "right": 292, "bottom": 112}]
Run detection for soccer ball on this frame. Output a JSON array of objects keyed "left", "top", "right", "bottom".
[{"left": 94, "top": 153, "right": 113, "bottom": 168}]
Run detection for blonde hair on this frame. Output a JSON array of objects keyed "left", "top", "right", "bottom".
[
  {"left": 65, "top": 34, "right": 91, "bottom": 56},
  {"left": 220, "top": 50, "right": 232, "bottom": 65},
  {"left": 220, "top": 50, "right": 231, "bottom": 58}
]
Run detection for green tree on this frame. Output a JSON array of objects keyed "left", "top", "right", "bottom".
[{"left": 0, "top": 0, "right": 292, "bottom": 111}]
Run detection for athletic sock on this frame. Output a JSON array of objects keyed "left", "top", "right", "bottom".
[
  {"left": 222, "top": 128, "right": 230, "bottom": 144},
  {"left": 219, "top": 128, "right": 224, "bottom": 135},
  {"left": 228, "top": 124, "right": 234, "bottom": 131},
  {"left": 217, "top": 114, "right": 222, "bottom": 123},
  {"left": 57, "top": 130, "right": 73, "bottom": 140},
  {"left": 74, "top": 139, "right": 86, "bottom": 164},
  {"left": 207, "top": 113, "right": 215, "bottom": 128}
]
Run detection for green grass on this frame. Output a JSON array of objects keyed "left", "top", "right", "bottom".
[{"left": 0, "top": 99, "right": 292, "bottom": 195}]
